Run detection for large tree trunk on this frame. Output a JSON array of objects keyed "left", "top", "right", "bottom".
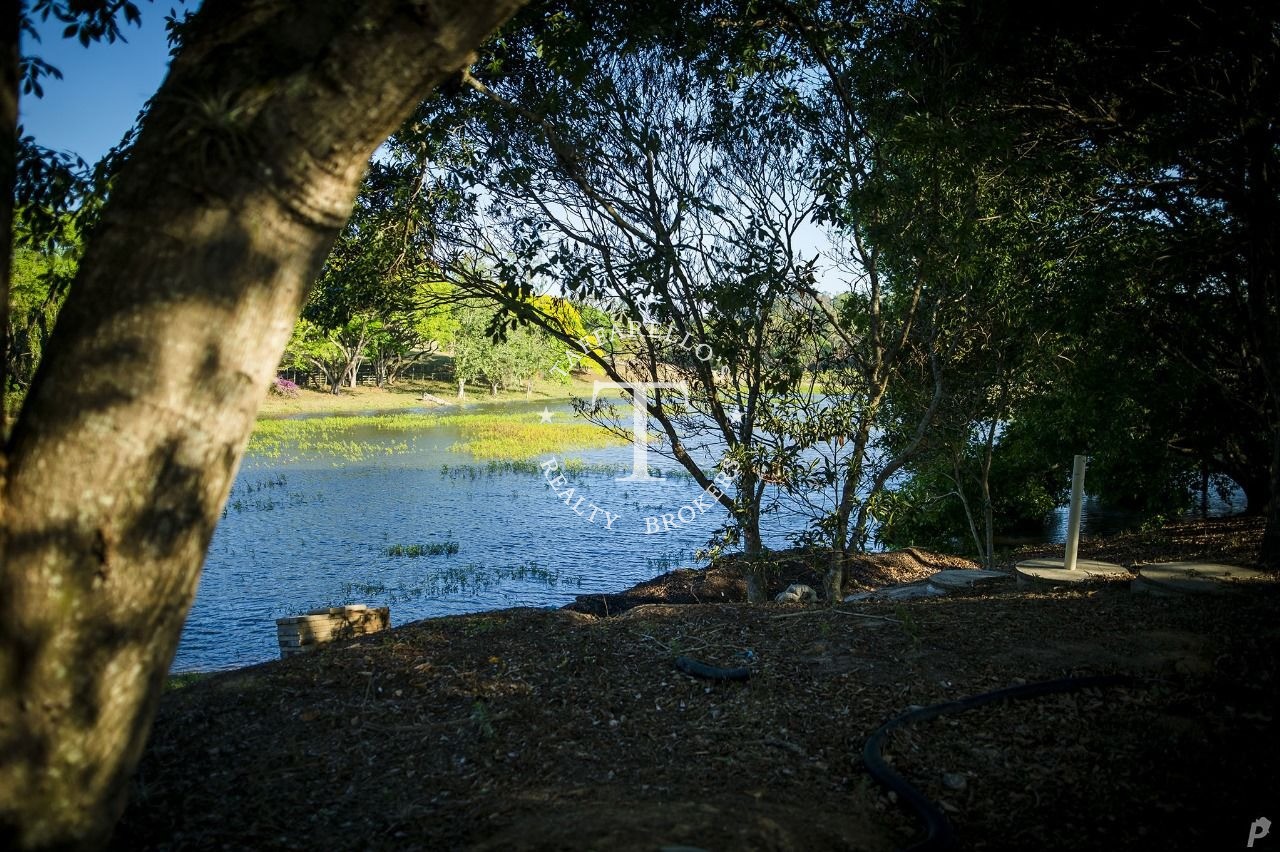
[{"left": 0, "top": 1, "right": 524, "bottom": 849}]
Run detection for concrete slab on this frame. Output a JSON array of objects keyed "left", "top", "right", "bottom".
[
  {"left": 844, "top": 582, "right": 946, "bottom": 603},
  {"left": 927, "top": 569, "right": 1012, "bottom": 591},
  {"left": 1132, "top": 561, "right": 1274, "bottom": 596},
  {"left": 1015, "top": 558, "right": 1130, "bottom": 589}
]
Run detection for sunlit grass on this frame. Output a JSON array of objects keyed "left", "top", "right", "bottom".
[
  {"left": 247, "top": 410, "right": 623, "bottom": 463},
  {"left": 248, "top": 413, "right": 423, "bottom": 461},
  {"left": 256, "top": 370, "right": 595, "bottom": 417},
  {"left": 440, "top": 414, "right": 625, "bottom": 460}
]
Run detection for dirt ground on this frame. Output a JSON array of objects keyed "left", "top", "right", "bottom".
[{"left": 112, "top": 517, "right": 1278, "bottom": 851}]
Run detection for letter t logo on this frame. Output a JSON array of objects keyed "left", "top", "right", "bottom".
[{"left": 592, "top": 380, "right": 688, "bottom": 481}]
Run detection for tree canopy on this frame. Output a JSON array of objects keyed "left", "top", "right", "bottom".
[{"left": 2, "top": 1, "right": 1276, "bottom": 847}]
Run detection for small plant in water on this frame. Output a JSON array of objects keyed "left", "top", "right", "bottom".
[
  {"left": 644, "top": 550, "right": 690, "bottom": 574},
  {"left": 337, "top": 560, "right": 564, "bottom": 606},
  {"left": 386, "top": 541, "right": 460, "bottom": 557}
]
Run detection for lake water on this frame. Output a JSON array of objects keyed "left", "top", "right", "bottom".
[
  {"left": 174, "top": 400, "right": 1244, "bottom": 672},
  {"left": 175, "top": 400, "right": 807, "bottom": 672}
]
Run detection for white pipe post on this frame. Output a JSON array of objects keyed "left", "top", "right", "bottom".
[{"left": 1064, "top": 454, "right": 1088, "bottom": 571}]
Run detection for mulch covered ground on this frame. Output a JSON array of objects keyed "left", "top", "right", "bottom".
[{"left": 112, "top": 518, "right": 1278, "bottom": 851}]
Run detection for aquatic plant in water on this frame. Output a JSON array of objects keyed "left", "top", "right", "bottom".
[
  {"left": 337, "top": 560, "right": 570, "bottom": 605},
  {"left": 247, "top": 411, "right": 621, "bottom": 464},
  {"left": 441, "top": 414, "right": 624, "bottom": 461},
  {"left": 386, "top": 541, "right": 461, "bottom": 557},
  {"left": 439, "top": 458, "right": 629, "bottom": 480}
]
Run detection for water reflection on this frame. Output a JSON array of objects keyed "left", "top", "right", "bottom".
[{"left": 1039, "top": 489, "right": 1243, "bottom": 544}]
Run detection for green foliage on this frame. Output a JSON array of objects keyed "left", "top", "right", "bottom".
[
  {"left": 287, "top": 159, "right": 459, "bottom": 392},
  {"left": 877, "top": 425, "right": 1062, "bottom": 555},
  {"left": 6, "top": 213, "right": 81, "bottom": 401},
  {"left": 269, "top": 0, "right": 1271, "bottom": 568},
  {"left": 450, "top": 299, "right": 574, "bottom": 396}
]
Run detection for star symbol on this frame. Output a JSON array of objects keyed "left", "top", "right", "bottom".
[{"left": 539, "top": 407, "right": 555, "bottom": 424}]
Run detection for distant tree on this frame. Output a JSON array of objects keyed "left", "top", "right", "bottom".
[
  {"left": 368, "top": 281, "right": 459, "bottom": 387},
  {"left": 450, "top": 296, "right": 569, "bottom": 397},
  {"left": 299, "top": 160, "right": 446, "bottom": 393},
  {"left": 504, "top": 321, "right": 560, "bottom": 397},
  {"left": 452, "top": 302, "right": 506, "bottom": 396},
  {"left": 280, "top": 317, "right": 353, "bottom": 392}
]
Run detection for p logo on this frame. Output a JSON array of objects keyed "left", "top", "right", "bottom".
[{"left": 1249, "top": 817, "right": 1272, "bottom": 848}]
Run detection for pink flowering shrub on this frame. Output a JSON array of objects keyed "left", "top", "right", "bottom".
[{"left": 269, "top": 376, "right": 300, "bottom": 398}]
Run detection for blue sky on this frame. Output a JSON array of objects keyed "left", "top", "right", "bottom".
[
  {"left": 14, "top": 6, "right": 843, "bottom": 294},
  {"left": 19, "top": 7, "right": 175, "bottom": 163}
]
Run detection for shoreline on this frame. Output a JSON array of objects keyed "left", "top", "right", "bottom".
[
  {"left": 169, "top": 515, "right": 1269, "bottom": 680},
  {"left": 257, "top": 374, "right": 600, "bottom": 419},
  {"left": 129, "top": 515, "right": 1276, "bottom": 851}
]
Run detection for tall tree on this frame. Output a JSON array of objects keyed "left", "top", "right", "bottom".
[
  {"left": 0, "top": 1, "right": 525, "bottom": 848},
  {"left": 418, "top": 20, "right": 820, "bottom": 599},
  {"left": 919, "top": 0, "right": 1280, "bottom": 564}
]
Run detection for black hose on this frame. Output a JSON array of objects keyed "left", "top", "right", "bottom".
[
  {"left": 864, "top": 674, "right": 1141, "bottom": 852},
  {"left": 674, "top": 655, "right": 751, "bottom": 681}
]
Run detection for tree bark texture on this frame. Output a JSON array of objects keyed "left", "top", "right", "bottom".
[{"left": 0, "top": 1, "right": 524, "bottom": 848}]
